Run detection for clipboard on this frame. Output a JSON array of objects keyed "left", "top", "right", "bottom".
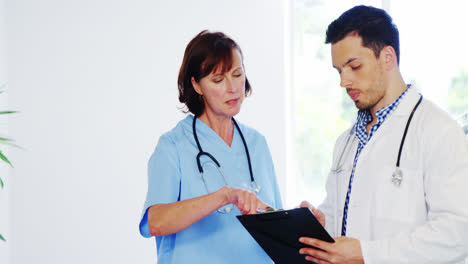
[{"left": 236, "top": 207, "right": 334, "bottom": 264}]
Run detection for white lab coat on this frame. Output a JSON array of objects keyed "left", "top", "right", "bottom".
[{"left": 319, "top": 88, "right": 468, "bottom": 263}]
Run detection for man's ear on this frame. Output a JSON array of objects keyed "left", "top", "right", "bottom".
[
  {"left": 381, "top": 46, "right": 397, "bottom": 70},
  {"left": 191, "top": 77, "right": 203, "bottom": 95}
]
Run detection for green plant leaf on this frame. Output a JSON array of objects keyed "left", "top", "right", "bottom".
[
  {"left": 0, "top": 151, "right": 12, "bottom": 167},
  {"left": 0, "top": 142, "right": 22, "bottom": 149},
  {"left": 0, "top": 177, "right": 3, "bottom": 189},
  {"left": 0, "top": 234, "right": 5, "bottom": 242},
  {"left": 0, "top": 137, "right": 22, "bottom": 149},
  {"left": 0, "top": 139, "right": 22, "bottom": 150},
  {"left": 0, "top": 111, "right": 17, "bottom": 115}
]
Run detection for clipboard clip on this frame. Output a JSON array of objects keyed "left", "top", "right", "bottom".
[{"left": 256, "top": 206, "right": 284, "bottom": 214}]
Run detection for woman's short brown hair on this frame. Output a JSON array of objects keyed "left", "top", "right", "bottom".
[{"left": 178, "top": 30, "right": 251, "bottom": 116}]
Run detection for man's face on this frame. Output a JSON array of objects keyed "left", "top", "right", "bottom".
[{"left": 331, "top": 34, "right": 387, "bottom": 112}]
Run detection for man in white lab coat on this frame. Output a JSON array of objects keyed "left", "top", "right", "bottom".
[{"left": 299, "top": 5, "right": 468, "bottom": 264}]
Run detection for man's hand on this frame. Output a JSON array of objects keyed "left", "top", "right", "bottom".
[
  {"left": 299, "top": 236, "right": 364, "bottom": 264},
  {"left": 300, "top": 200, "right": 325, "bottom": 227}
]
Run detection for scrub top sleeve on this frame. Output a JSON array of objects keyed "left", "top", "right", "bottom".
[{"left": 139, "top": 134, "right": 181, "bottom": 238}]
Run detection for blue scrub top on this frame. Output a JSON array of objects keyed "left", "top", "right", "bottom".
[{"left": 139, "top": 115, "right": 283, "bottom": 263}]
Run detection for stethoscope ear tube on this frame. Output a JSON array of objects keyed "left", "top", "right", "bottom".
[
  {"left": 196, "top": 151, "right": 221, "bottom": 173},
  {"left": 396, "top": 95, "right": 423, "bottom": 167},
  {"left": 232, "top": 118, "right": 255, "bottom": 183},
  {"left": 192, "top": 115, "right": 256, "bottom": 191},
  {"left": 391, "top": 95, "right": 423, "bottom": 187}
]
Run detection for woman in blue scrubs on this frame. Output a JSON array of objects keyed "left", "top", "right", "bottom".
[{"left": 139, "top": 30, "right": 282, "bottom": 263}]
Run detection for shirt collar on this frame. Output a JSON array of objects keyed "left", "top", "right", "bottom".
[{"left": 354, "top": 87, "right": 410, "bottom": 144}]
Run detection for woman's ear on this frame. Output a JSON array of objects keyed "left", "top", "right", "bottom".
[{"left": 191, "top": 77, "right": 203, "bottom": 95}]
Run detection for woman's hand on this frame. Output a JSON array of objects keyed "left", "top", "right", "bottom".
[
  {"left": 300, "top": 200, "right": 325, "bottom": 227},
  {"left": 222, "top": 186, "right": 269, "bottom": 215},
  {"left": 147, "top": 186, "right": 269, "bottom": 237}
]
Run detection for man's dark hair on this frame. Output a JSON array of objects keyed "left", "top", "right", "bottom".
[{"left": 325, "top": 5, "right": 400, "bottom": 64}]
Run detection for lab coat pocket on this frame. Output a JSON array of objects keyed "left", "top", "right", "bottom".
[{"left": 373, "top": 166, "right": 421, "bottom": 237}]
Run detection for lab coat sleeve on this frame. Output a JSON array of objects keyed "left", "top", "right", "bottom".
[
  {"left": 318, "top": 131, "right": 349, "bottom": 237},
  {"left": 139, "top": 133, "right": 181, "bottom": 238},
  {"left": 360, "top": 118, "right": 468, "bottom": 263}
]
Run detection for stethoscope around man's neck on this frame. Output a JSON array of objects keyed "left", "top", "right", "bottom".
[
  {"left": 332, "top": 94, "right": 423, "bottom": 187},
  {"left": 192, "top": 116, "right": 260, "bottom": 201}
]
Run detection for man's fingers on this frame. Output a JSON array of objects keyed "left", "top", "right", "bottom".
[
  {"left": 312, "top": 208, "right": 325, "bottom": 226},
  {"left": 299, "top": 237, "right": 334, "bottom": 252},
  {"left": 300, "top": 200, "right": 313, "bottom": 209},
  {"left": 305, "top": 255, "right": 330, "bottom": 264},
  {"left": 299, "top": 246, "right": 330, "bottom": 262}
]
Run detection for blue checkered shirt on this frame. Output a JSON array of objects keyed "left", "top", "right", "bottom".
[{"left": 341, "top": 88, "right": 409, "bottom": 236}]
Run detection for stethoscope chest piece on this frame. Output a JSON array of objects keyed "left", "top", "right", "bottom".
[
  {"left": 392, "top": 167, "right": 403, "bottom": 187},
  {"left": 390, "top": 95, "right": 423, "bottom": 187},
  {"left": 249, "top": 181, "right": 261, "bottom": 194}
]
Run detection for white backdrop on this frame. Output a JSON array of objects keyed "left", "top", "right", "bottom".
[
  {"left": 0, "top": 0, "right": 11, "bottom": 262},
  {"left": 4, "top": 0, "right": 288, "bottom": 263}
]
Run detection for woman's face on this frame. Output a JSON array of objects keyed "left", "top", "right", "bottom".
[{"left": 192, "top": 49, "right": 246, "bottom": 119}]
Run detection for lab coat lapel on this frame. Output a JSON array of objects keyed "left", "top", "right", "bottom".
[
  {"left": 353, "top": 88, "right": 421, "bottom": 166},
  {"left": 344, "top": 88, "right": 422, "bottom": 237}
]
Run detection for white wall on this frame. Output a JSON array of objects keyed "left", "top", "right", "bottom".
[
  {"left": 0, "top": 0, "right": 11, "bottom": 262},
  {"left": 6, "top": 1, "right": 287, "bottom": 263}
]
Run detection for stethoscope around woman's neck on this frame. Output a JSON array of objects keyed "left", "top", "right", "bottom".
[{"left": 192, "top": 116, "right": 260, "bottom": 198}]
